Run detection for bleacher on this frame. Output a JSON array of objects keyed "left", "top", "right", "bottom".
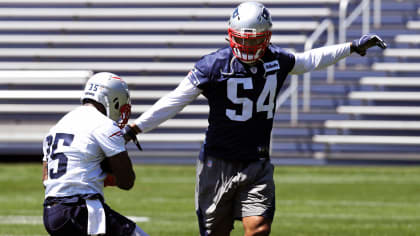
[
  {"left": 313, "top": 0, "right": 420, "bottom": 162},
  {"left": 2, "top": 0, "right": 420, "bottom": 164},
  {"left": 0, "top": 0, "right": 337, "bottom": 162}
]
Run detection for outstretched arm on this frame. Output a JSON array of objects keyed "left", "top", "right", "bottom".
[
  {"left": 123, "top": 77, "right": 202, "bottom": 141},
  {"left": 290, "top": 34, "right": 387, "bottom": 75},
  {"left": 290, "top": 43, "right": 351, "bottom": 75}
]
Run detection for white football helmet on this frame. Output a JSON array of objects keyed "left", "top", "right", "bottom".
[
  {"left": 81, "top": 72, "right": 131, "bottom": 128},
  {"left": 228, "top": 1, "right": 272, "bottom": 63}
]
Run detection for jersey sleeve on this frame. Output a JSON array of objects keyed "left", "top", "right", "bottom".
[
  {"left": 290, "top": 43, "right": 351, "bottom": 74},
  {"left": 134, "top": 77, "right": 201, "bottom": 133},
  {"left": 187, "top": 56, "right": 214, "bottom": 91},
  {"left": 268, "top": 45, "right": 296, "bottom": 73},
  {"left": 282, "top": 49, "right": 296, "bottom": 73},
  {"left": 92, "top": 123, "right": 126, "bottom": 157}
]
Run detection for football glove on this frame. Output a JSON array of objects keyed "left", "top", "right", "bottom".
[
  {"left": 351, "top": 34, "right": 387, "bottom": 56},
  {"left": 122, "top": 125, "right": 143, "bottom": 151}
]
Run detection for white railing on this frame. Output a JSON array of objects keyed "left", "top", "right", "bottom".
[
  {"left": 271, "top": 74, "right": 298, "bottom": 156},
  {"left": 373, "top": 0, "right": 382, "bottom": 29},
  {"left": 303, "top": 19, "right": 335, "bottom": 112},
  {"left": 339, "top": 0, "right": 382, "bottom": 68},
  {"left": 275, "top": 18, "right": 335, "bottom": 126},
  {"left": 274, "top": 0, "right": 384, "bottom": 122},
  {"left": 276, "top": 74, "right": 299, "bottom": 126}
]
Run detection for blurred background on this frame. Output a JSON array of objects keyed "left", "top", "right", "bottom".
[{"left": 1, "top": 0, "right": 420, "bottom": 165}]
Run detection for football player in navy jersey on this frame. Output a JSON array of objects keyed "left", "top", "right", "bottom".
[{"left": 123, "top": 2, "right": 387, "bottom": 235}]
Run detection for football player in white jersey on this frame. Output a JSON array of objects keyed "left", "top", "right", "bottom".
[{"left": 42, "top": 72, "right": 148, "bottom": 236}]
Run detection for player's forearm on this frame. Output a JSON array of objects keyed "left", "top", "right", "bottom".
[
  {"left": 134, "top": 77, "right": 201, "bottom": 133},
  {"left": 135, "top": 98, "right": 188, "bottom": 133},
  {"left": 116, "top": 156, "right": 135, "bottom": 190},
  {"left": 42, "top": 161, "right": 48, "bottom": 189},
  {"left": 42, "top": 161, "right": 48, "bottom": 182},
  {"left": 290, "top": 43, "right": 351, "bottom": 74},
  {"left": 116, "top": 171, "right": 135, "bottom": 190},
  {"left": 107, "top": 151, "right": 136, "bottom": 190}
]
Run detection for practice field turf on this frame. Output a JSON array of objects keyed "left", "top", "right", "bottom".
[{"left": 0, "top": 163, "right": 419, "bottom": 236}]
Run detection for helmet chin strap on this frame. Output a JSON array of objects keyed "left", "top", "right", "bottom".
[
  {"left": 240, "top": 58, "right": 257, "bottom": 64},
  {"left": 220, "top": 56, "right": 239, "bottom": 76}
]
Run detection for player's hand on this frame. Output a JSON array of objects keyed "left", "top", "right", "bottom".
[
  {"left": 122, "top": 125, "right": 137, "bottom": 142},
  {"left": 351, "top": 34, "right": 387, "bottom": 56},
  {"left": 122, "top": 125, "right": 143, "bottom": 151}
]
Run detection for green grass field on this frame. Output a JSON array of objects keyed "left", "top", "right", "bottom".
[{"left": 0, "top": 163, "right": 419, "bottom": 236}]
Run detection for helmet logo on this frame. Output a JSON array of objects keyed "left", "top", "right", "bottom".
[
  {"left": 232, "top": 7, "right": 239, "bottom": 19},
  {"left": 113, "top": 97, "right": 119, "bottom": 109},
  {"left": 262, "top": 8, "right": 270, "bottom": 21}
]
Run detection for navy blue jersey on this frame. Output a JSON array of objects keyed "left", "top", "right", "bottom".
[{"left": 188, "top": 45, "right": 295, "bottom": 161}]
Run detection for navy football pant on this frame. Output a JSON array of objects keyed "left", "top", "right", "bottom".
[{"left": 43, "top": 196, "right": 136, "bottom": 236}]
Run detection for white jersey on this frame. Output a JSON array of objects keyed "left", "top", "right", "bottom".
[{"left": 43, "top": 106, "right": 126, "bottom": 198}]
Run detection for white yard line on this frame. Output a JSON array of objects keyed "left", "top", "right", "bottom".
[
  {"left": 273, "top": 175, "right": 420, "bottom": 184},
  {"left": 278, "top": 199, "right": 420, "bottom": 208},
  {"left": 0, "top": 216, "right": 41, "bottom": 225},
  {"left": 276, "top": 212, "right": 420, "bottom": 221},
  {"left": 137, "top": 175, "right": 420, "bottom": 185},
  {"left": 127, "top": 216, "right": 150, "bottom": 222}
]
